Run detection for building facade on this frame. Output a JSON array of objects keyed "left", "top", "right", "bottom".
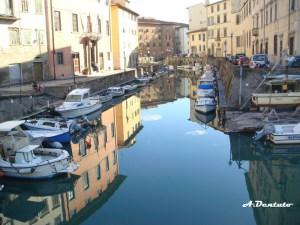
[
  {"left": 138, "top": 17, "right": 188, "bottom": 60},
  {"left": 188, "top": 0, "right": 300, "bottom": 62},
  {"left": 188, "top": 28, "right": 207, "bottom": 56},
  {"left": 115, "top": 95, "right": 142, "bottom": 146},
  {"left": 111, "top": 0, "right": 139, "bottom": 70},
  {"left": 206, "top": 0, "right": 233, "bottom": 57},
  {"left": 0, "top": 0, "right": 48, "bottom": 85},
  {"left": 231, "top": 0, "right": 300, "bottom": 63},
  {"left": 187, "top": 2, "right": 208, "bottom": 32},
  {"left": 45, "top": 0, "right": 113, "bottom": 79},
  {"left": 175, "top": 25, "right": 189, "bottom": 56}
]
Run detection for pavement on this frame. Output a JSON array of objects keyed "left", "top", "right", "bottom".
[{"left": 0, "top": 69, "right": 134, "bottom": 97}]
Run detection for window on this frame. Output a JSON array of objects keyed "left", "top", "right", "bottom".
[
  {"left": 106, "top": 20, "right": 110, "bottom": 36},
  {"left": 72, "top": 14, "right": 79, "bottom": 32},
  {"left": 198, "top": 34, "right": 201, "bottom": 41},
  {"left": 199, "top": 45, "right": 201, "bottom": 52},
  {"left": 79, "top": 138, "right": 86, "bottom": 156},
  {"left": 217, "top": 15, "right": 220, "bottom": 23},
  {"left": 52, "top": 195, "right": 60, "bottom": 209},
  {"left": 56, "top": 52, "right": 64, "bottom": 65},
  {"left": 21, "top": 0, "right": 28, "bottom": 12},
  {"left": 54, "top": 216, "right": 62, "bottom": 225},
  {"left": 265, "top": 40, "right": 268, "bottom": 54},
  {"left": 54, "top": 11, "right": 61, "bottom": 31},
  {"left": 274, "top": 4, "right": 278, "bottom": 20},
  {"left": 224, "top": 14, "right": 227, "bottom": 23},
  {"left": 291, "top": 0, "right": 296, "bottom": 11},
  {"left": 224, "top": 28, "right": 227, "bottom": 37},
  {"left": 96, "top": 164, "right": 101, "bottom": 180},
  {"left": 35, "top": 30, "right": 45, "bottom": 44},
  {"left": 274, "top": 35, "right": 278, "bottom": 56},
  {"left": 203, "top": 33, "right": 205, "bottom": 41},
  {"left": 22, "top": 29, "right": 32, "bottom": 45},
  {"left": 203, "top": 45, "right": 206, "bottom": 51},
  {"left": 105, "top": 156, "right": 109, "bottom": 171},
  {"left": 111, "top": 123, "right": 115, "bottom": 137},
  {"left": 192, "top": 35, "right": 194, "bottom": 41},
  {"left": 67, "top": 190, "right": 75, "bottom": 200},
  {"left": 0, "top": 0, "right": 14, "bottom": 16},
  {"left": 211, "top": 5, "right": 214, "bottom": 13},
  {"left": 224, "top": 2, "right": 226, "bottom": 10},
  {"left": 289, "top": 36, "right": 295, "bottom": 55},
  {"left": 8, "top": 28, "right": 20, "bottom": 45},
  {"left": 113, "top": 151, "right": 117, "bottom": 165},
  {"left": 103, "top": 129, "right": 107, "bottom": 145},
  {"left": 107, "top": 52, "right": 110, "bottom": 60},
  {"left": 217, "top": 4, "right": 220, "bottom": 11},
  {"left": 82, "top": 172, "right": 90, "bottom": 190},
  {"left": 35, "top": 0, "right": 43, "bottom": 14},
  {"left": 40, "top": 200, "right": 49, "bottom": 217},
  {"left": 270, "top": 6, "right": 272, "bottom": 23},
  {"left": 97, "top": 16, "right": 101, "bottom": 34},
  {"left": 236, "top": 36, "right": 241, "bottom": 47}
]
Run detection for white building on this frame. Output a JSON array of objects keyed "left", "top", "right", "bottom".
[
  {"left": 187, "top": 2, "right": 208, "bottom": 32},
  {"left": 0, "top": 0, "right": 48, "bottom": 85},
  {"left": 111, "top": 0, "right": 139, "bottom": 70},
  {"left": 175, "top": 25, "right": 189, "bottom": 55}
]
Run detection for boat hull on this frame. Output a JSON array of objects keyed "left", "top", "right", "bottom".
[
  {"left": 252, "top": 93, "right": 300, "bottom": 106},
  {"left": 197, "top": 89, "right": 215, "bottom": 98},
  {"left": 195, "top": 104, "right": 216, "bottom": 114},
  {"left": 268, "top": 134, "right": 300, "bottom": 144},
  {"left": 56, "top": 103, "right": 102, "bottom": 119},
  {"left": 0, "top": 158, "right": 78, "bottom": 179}
]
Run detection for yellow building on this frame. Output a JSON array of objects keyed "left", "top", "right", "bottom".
[
  {"left": 188, "top": 28, "right": 207, "bottom": 56},
  {"left": 207, "top": 0, "right": 233, "bottom": 57},
  {"left": 111, "top": 0, "right": 139, "bottom": 70},
  {"left": 231, "top": 0, "right": 300, "bottom": 63},
  {"left": 115, "top": 95, "right": 142, "bottom": 146}
]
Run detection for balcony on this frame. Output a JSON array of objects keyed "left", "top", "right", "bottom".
[
  {"left": 252, "top": 27, "right": 259, "bottom": 36},
  {"left": 0, "top": 9, "right": 18, "bottom": 21}
]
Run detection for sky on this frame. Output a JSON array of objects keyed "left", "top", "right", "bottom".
[{"left": 130, "top": 0, "right": 217, "bottom": 24}]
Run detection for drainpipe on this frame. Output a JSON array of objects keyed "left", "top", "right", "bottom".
[
  {"left": 49, "top": 0, "right": 56, "bottom": 80},
  {"left": 263, "top": 0, "right": 266, "bottom": 54},
  {"left": 288, "top": 0, "right": 291, "bottom": 55}
]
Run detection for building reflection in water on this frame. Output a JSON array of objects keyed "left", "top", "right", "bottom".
[
  {"left": 115, "top": 95, "right": 142, "bottom": 147},
  {"left": 229, "top": 134, "right": 300, "bottom": 225},
  {"left": 139, "top": 75, "right": 176, "bottom": 108},
  {"left": 0, "top": 95, "right": 143, "bottom": 224}
]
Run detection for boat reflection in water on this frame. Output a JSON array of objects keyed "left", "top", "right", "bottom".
[
  {"left": 0, "top": 101, "right": 132, "bottom": 225},
  {"left": 229, "top": 133, "right": 300, "bottom": 225}
]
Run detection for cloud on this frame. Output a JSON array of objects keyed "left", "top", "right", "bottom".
[
  {"left": 186, "top": 130, "right": 207, "bottom": 136},
  {"left": 142, "top": 114, "right": 163, "bottom": 122}
]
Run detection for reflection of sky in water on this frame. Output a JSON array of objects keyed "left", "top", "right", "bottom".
[
  {"left": 142, "top": 114, "right": 163, "bottom": 122},
  {"left": 82, "top": 98, "right": 257, "bottom": 225}
]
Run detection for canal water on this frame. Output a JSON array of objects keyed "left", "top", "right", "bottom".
[{"left": 0, "top": 75, "right": 299, "bottom": 225}]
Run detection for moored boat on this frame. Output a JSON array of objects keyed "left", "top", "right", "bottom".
[
  {"left": 107, "top": 87, "right": 125, "bottom": 97},
  {"left": 55, "top": 89, "right": 102, "bottom": 119},
  {"left": 254, "top": 123, "right": 300, "bottom": 144},
  {"left": 0, "top": 121, "right": 78, "bottom": 179},
  {"left": 195, "top": 98, "right": 216, "bottom": 114}
]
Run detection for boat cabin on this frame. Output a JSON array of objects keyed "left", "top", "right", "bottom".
[
  {"left": 14, "top": 145, "right": 42, "bottom": 164},
  {"left": 65, "top": 89, "right": 91, "bottom": 102},
  {"left": 265, "top": 79, "right": 299, "bottom": 93}
]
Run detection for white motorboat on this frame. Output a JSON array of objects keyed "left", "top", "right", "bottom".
[
  {"left": 254, "top": 123, "right": 300, "bottom": 144},
  {"left": 123, "top": 84, "right": 138, "bottom": 92},
  {"left": 107, "top": 87, "right": 125, "bottom": 97},
  {"left": 55, "top": 89, "right": 102, "bottom": 119},
  {"left": 24, "top": 118, "right": 70, "bottom": 132},
  {"left": 0, "top": 121, "right": 78, "bottom": 179},
  {"left": 195, "top": 98, "right": 216, "bottom": 114},
  {"left": 196, "top": 88, "right": 215, "bottom": 98},
  {"left": 90, "top": 92, "right": 113, "bottom": 103}
]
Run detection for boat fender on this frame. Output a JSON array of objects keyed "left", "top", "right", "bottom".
[{"left": 85, "top": 137, "right": 92, "bottom": 149}]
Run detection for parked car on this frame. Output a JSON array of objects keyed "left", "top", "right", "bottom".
[
  {"left": 249, "top": 54, "right": 270, "bottom": 68},
  {"left": 238, "top": 56, "right": 250, "bottom": 67},
  {"left": 287, "top": 55, "right": 300, "bottom": 68}
]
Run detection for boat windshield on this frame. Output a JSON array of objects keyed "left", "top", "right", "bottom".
[{"left": 65, "top": 95, "right": 82, "bottom": 102}]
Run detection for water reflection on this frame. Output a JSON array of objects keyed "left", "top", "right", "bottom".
[
  {"left": 229, "top": 134, "right": 300, "bottom": 225},
  {"left": 1, "top": 75, "right": 299, "bottom": 225}
]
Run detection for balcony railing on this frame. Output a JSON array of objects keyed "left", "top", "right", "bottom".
[{"left": 252, "top": 27, "right": 259, "bottom": 36}]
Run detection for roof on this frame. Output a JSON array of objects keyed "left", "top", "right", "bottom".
[
  {"left": 68, "top": 88, "right": 90, "bottom": 96},
  {"left": 17, "top": 145, "right": 39, "bottom": 153},
  {"left": 0, "top": 120, "right": 25, "bottom": 132},
  {"left": 112, "top": 3, "right": 139, "bottom": 16},
  {"left": 138, "top": 17, "right": 188, "bottom": 27},
  {"left": 188, "top": 28, "right": 207, "bottom": 34}
]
